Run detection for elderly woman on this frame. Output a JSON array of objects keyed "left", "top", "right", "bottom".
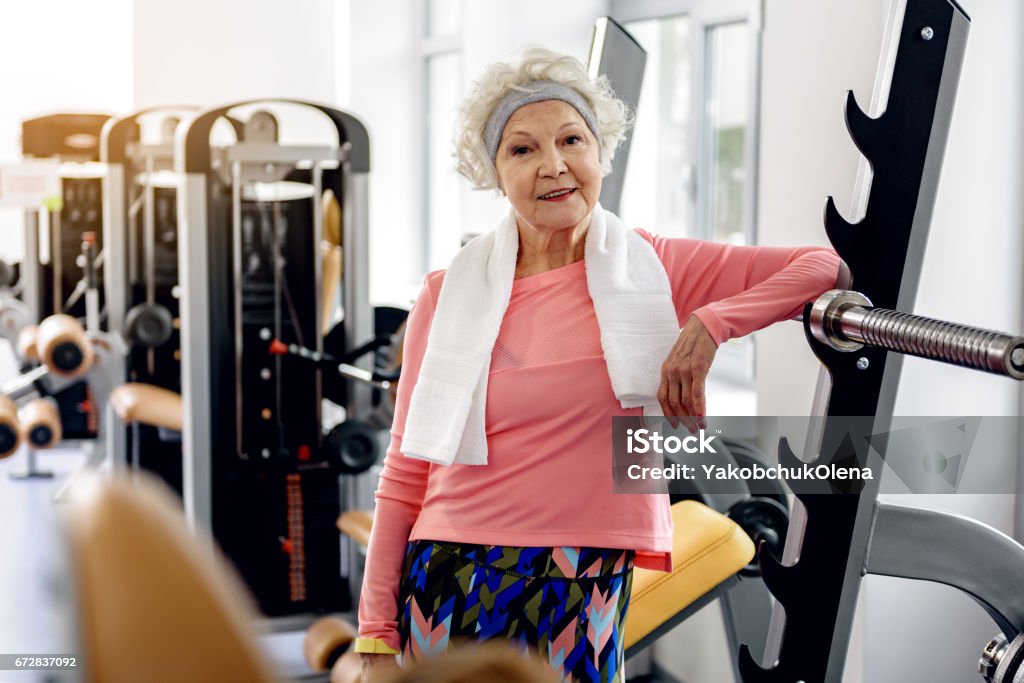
[{"left": 355, "top": 48, "right": 840, "bottom": 682}]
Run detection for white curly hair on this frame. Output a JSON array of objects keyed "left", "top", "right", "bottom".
[{"left": 453, "top": 47, "right": 631, "bottom": 191}]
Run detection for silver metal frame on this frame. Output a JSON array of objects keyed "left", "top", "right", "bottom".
[
  {"left": 22, "top": 212, "right": 42, "bottom": 323},
  {"left": 865, "top": 501, "right": 1024, "bottom": 638},
  {"left": 588, "top": 17, "right": 647, "bottom": 216},
  {"left": 101, "top": 162, "right": 127, "bottom": 334},
  {"left": 177, "top": 170, "right": 213, "bottom": 530},
  {"left": 343, "top": 169, "right": 374, "bottom": 419}
]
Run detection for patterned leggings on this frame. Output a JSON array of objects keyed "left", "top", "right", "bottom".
[{"left": 396, "top": 540, "right": 634, "bottom": 683}]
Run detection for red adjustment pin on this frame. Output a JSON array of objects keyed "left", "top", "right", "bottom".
[
  {"left": 268, "top": 339, "right": 288, "bottom": 356},
  {"left": 279, "top": 536, "right": 294, "bottom": 554}
]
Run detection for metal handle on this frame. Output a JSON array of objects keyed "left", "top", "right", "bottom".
[
  {"left": 336, "top": 363, "right": 391, "bottom": 392},
  {"left": 269, "top": 339, "right": 392, "bottom": 391},
  {"left": 809, "top": 289, "right": 1024, "bottom": 380},
  {"left": 1, "top": 365, "right": 51, "bottom": 402}
]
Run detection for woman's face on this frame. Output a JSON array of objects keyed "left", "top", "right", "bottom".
[{"left": 494, "top": 99, "right": 602, "bottom": 237}]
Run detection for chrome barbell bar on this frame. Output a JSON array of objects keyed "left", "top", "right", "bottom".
[{"left": 808, "top": 289, "right": 1024, "bottom": 380}]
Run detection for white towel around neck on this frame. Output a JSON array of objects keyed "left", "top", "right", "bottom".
[{"left": 401, "top": 204, "right": 680, "bottom": 466}]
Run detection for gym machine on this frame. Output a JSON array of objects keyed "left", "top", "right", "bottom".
[
  {"left": 176, "top": 100, "right": 381, "bottom": 619},
  {"left": 100, "top": 106, "right": 201, "bottom": 493},
  {"left": 15, "top": 113, "right": 112, "bottom": 442}
]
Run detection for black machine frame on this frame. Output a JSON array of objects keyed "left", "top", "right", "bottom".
[
  {"left": 176, "top": 100, "right": 372, "bottom": 617},
  {"left": 739, "top": 1, "right": 975, "bottom": 681}
]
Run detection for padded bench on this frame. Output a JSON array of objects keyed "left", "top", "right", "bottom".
[{"left": 109, "top": 383, "right": 184, "bottom": 432}]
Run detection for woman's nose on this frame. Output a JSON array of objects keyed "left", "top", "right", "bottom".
[{"left": 538, "top": 146, "right": 568, "bottom": 176}]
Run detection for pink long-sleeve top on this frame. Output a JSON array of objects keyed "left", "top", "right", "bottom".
[{"left": 358, "top": 228, "right": 841, "bottom": 650}]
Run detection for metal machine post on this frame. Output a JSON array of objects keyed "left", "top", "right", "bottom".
[{"left": 739, "top": 2, "right": 971, "bottom": 681}]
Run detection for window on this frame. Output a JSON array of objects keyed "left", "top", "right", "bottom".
[
  {"left": 702, "top": 21, "right": 751, "bottom": 245},
  {"left": 421, "top": 0, "right": 465, "bottom": 272},
  {"left": 618, "top": 15, "right": 693, "bottom": 239},
  {"left": 614, "top": 0, "right": 762, "bottom": 388}
]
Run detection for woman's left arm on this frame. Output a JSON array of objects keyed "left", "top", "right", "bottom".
[{"left": 640, "top": 230, "right": 843, "bottom": 424}]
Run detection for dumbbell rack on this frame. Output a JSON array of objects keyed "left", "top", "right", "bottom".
[{"left": 738, "top": 1, "right": 973, "bottom": 681}]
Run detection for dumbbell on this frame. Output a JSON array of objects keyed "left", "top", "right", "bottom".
[
  {"left": 123, "top": 303, "right": 173, "bottom": 347},
  {"left": 304, "top": 617, "right": 361, "bottom": 683},
  {"left": 728, "top": 498, "right": 789, "bottom": 578},
  {"left": 0, "top": 396, "right": 21, "bottom": 459},
  {"left": 19, "top": 398, "right": 62, "bottom": 450},
  {"left": 36, "top": 314, "right": 93, "bottom": 378},
  {"left": 16, "top": 325, "right": 38, "bottom": 363},
  {"left": 323, "top": 420, "right": 380, "bottom": 475}
]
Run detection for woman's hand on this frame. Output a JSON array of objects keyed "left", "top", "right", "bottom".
[
  {"left": 658, "top": 315, "right": 717, "bottom": 431},
  {"left": 360, "top": 653, "right": 399, "bottom": 682}
]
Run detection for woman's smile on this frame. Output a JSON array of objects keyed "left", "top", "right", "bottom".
[{"left": 537, "top": 187, "right": 577, "bottom": 201}]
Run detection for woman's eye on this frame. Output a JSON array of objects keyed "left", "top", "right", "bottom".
[
  {"left": 565, "top": 135, "right": 582, "bottom": 144},
  {"left": 512, "top": 146, "right": 529, "bottom": 156}
]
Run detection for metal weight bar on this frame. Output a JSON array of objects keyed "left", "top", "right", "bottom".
[
  {"left": 809, "top": 289, "right": 1024, "bottom": 380},
  {"left": 268, "top": 339, "right": 392, "bottom": 392}
]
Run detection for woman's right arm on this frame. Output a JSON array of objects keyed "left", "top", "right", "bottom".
[{"left": 355, "top": 274, "right": 442, "bottom": 658}]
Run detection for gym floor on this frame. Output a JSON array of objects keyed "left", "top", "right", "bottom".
[{"left": 0, "top": 446, "right": 85, "bottom": 683}]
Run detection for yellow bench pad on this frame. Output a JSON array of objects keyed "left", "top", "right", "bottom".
[{"left": 624, "top": 500, "right": 755, "bottom": 651}]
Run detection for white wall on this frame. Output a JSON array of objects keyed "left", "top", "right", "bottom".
[
  {"left": 755, "top": 2, "right": 884, "bottom": 416},
  {"left": 346, "top": 0, "right": 422, "bottom": 308},
  {"left": 866, "top": 0, "right": 1024, "bottom": 681},
  {"left": 890, "top": 0, "right": 1023, "bottom": 418},
  {"left": 0, "top": 1, "right": 134, "bottom": 264},
  {"left": 132, "top": 0, "right": 335, "bottom": 108}
]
